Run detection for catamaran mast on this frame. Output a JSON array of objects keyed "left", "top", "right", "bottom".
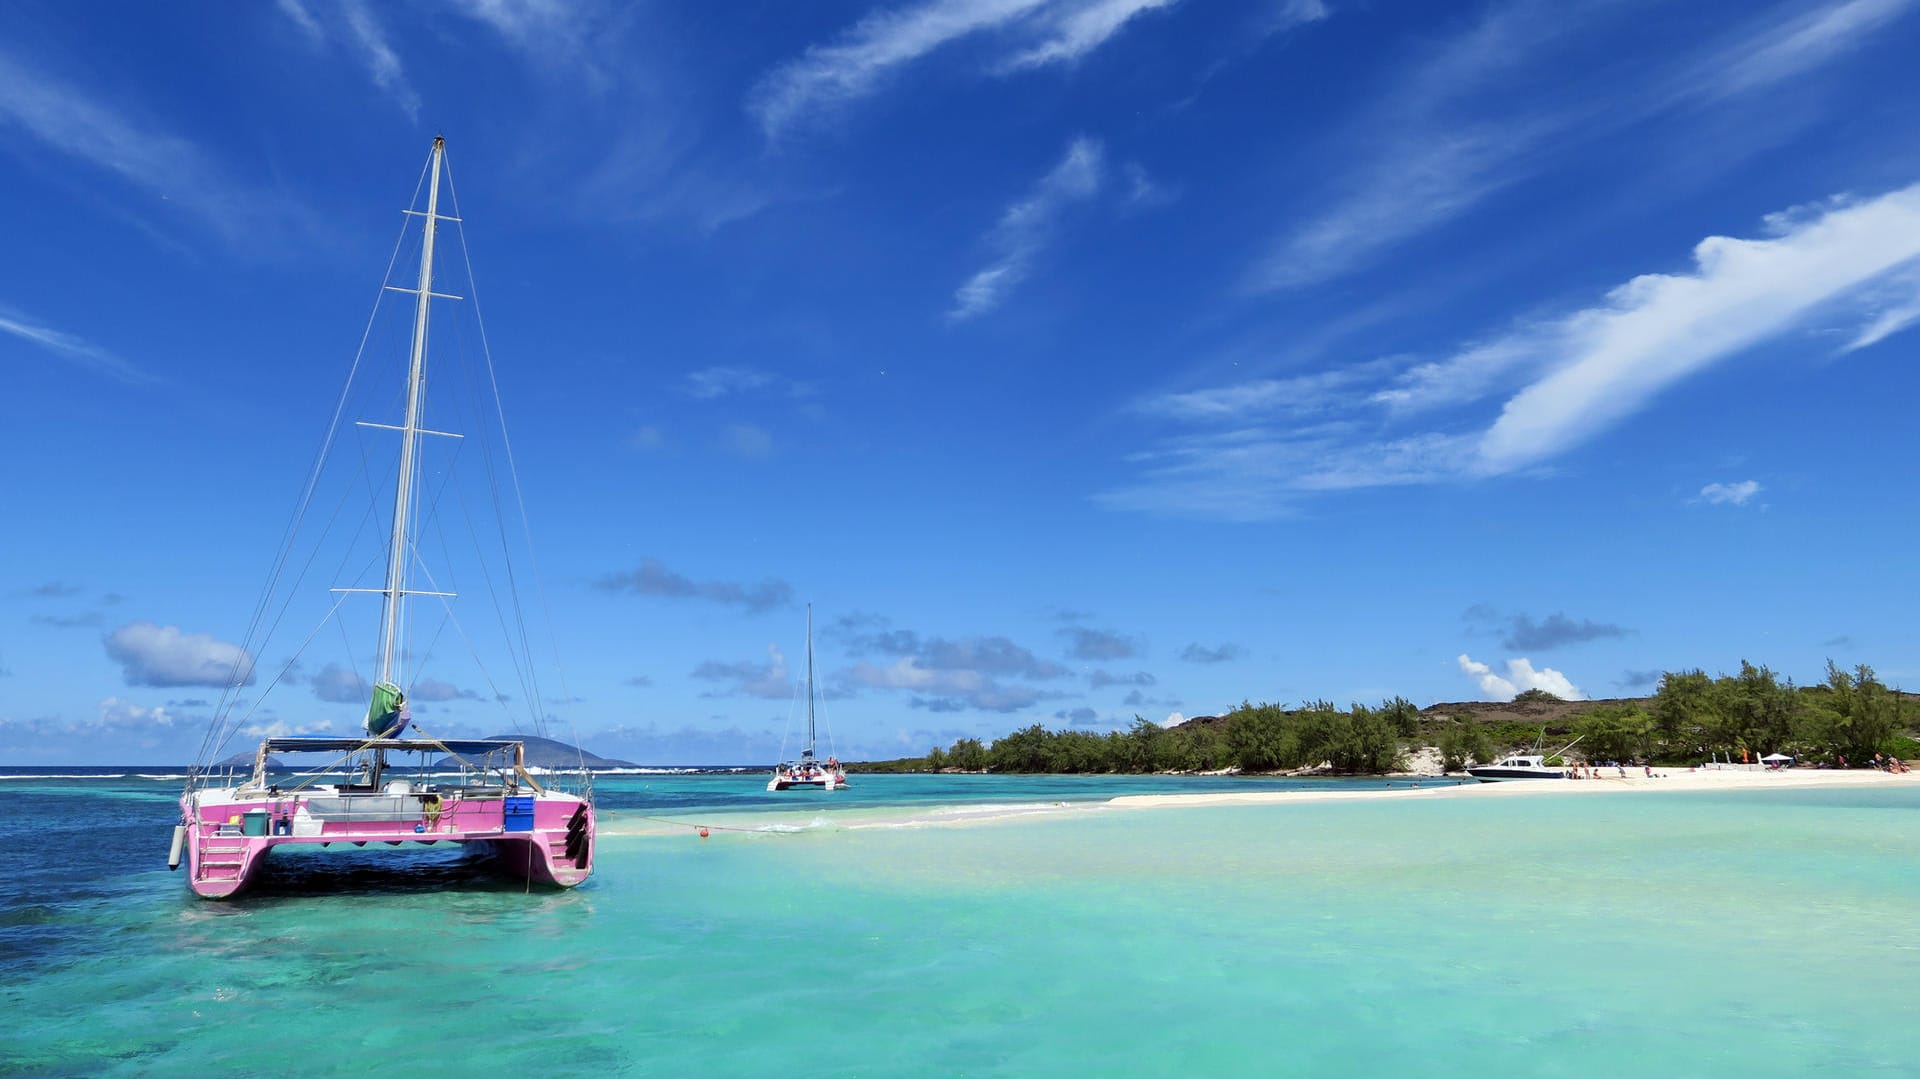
[
  {"left": 376, "top": 136, "right": 445, "bottom": 686},
  {"left": 805, "top": 603, "right": 816, "bottom": 757}
]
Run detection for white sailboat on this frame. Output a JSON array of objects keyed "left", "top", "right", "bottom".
[
  {"left": 172, "top": 137, "right": 595, "bottom": 898},
  {"left": 768, "top": 605, "right": 847, "bottom": 791}
]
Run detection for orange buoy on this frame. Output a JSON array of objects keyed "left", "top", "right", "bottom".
[{"left": 698, "top": 827, "right": 710, "bottom": 839}]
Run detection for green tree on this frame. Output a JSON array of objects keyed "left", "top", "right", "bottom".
[
  {"left": 1379, "top": 696, "right": 1421, "bottom": 737},
  {"left": 1653, "top": 669, "right": 1718, "bottom": 759},
  {"left": 1576, "top": 703, "right": 1654, "bottom": 762},
  {"left": 1437, "top": 717, "right": 1491, "bottom": 772},
  {"left": 948, "top": 737, "right": 987, "bottom": 771}
]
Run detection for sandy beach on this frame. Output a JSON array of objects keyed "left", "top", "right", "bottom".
[{"left": 1108, "top": 766, "right": 1920, "bottom": 809}]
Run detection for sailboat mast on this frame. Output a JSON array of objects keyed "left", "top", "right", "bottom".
[
  {"left": 806, "top": 603, "right": 816, "bottom": 754},
  {"left": 377, "top": 136, "right": 446, "bottom": 686}
]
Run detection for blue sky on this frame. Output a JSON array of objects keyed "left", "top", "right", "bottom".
[{"left": 5, "top": 0, "right": 1920, "bottom": 765}]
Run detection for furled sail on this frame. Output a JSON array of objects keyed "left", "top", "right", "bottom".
[{"left": 365, "top": 681, "right": 410, "bottom": 737}]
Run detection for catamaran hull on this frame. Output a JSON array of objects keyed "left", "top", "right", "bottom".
[
  {"left": 767, "top": 777, "right": 843, "bottom": 791},
  {"left": 1465, "top": 768, "right": 1567, "bottom": 782},
  {"left": 178, "top": 790, "right": 594, "bottom": 899}
]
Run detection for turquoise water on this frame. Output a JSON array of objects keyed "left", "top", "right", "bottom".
[{"left": 5, "top": 772, "right": 1919, "bottom": 1075}]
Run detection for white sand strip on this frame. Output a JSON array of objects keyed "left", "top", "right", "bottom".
[{"left": 1107, "top": 768, "right": 1919, "bottom": 809}]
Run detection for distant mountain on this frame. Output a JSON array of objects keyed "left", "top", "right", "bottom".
[{"left": 451, "top": 734, "right": 638, "bottom": 771}]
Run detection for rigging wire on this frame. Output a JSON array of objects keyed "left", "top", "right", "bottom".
[
  {"left": 195, "top": 157, "right": 429, "bottom": 770},
  {"left": 443, "top": 153, "right": 577, "bottom": 763}
]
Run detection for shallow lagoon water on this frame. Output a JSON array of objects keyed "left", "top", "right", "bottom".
[{"left": 4, "top": 771, "right": 1917, "bottom": 1076}]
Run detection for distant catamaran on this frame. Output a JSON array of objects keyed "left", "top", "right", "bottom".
[
  {"left": 768, "top": 605, "right": 847, "bottom": 791},
  {"left": 172, "top": 137, "right": 595, "bottom": 899}
]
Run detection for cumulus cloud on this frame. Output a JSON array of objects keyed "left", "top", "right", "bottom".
[
  {"left": 1457, "top": 653, "right": 1585, "bottom": 701},
  {"left": 1616, "top": 668, "right": 1665, "bottom": 690},
  {"left": 410, "top": 678, "right": 483, "bottom": 702},
  {"left": 596, "top": 558, "right": 793, "bottom": 613},
  {"left": 98, "top": 696, "right": 176, "bottom": 728},
  {"left": 1180, "top": 642, "right": 1244, "bottom": 664},
  {"left": 950, "top": 136, "right": 1104, "bottom": 321},
  {"left": 1120, "top": 688, "right": 1180, "bottom": 709},
  {"left": 1062, "top": 626, "right": 1139, "bottom": 660},
  {"left": 1468, "top": 607, "right": 1632, "bottom": 651},
  {"left": 691, "top": 645, "right": 794, "bottom": 699},
  {"left": 105, "top": 621, "right": 255, "bottom": 688},
  {"left": 310, "top": 663, "right": 368, "bottom": 704},
  {"left": 1698, "top": 480, "right": 1762, "bottom": 506},
  {"left": 847, "top": 656, "right": 1064, "bottom": 712},
  {"left": 838, "top": 616, "right": 1071, "bottom": 713}
]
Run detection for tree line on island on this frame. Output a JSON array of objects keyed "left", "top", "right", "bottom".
[{"left": 857, "top": 660, "right": 1918, "bottom": 776}]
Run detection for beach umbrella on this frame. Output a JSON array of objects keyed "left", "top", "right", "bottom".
[{"left": 1760, "top": 753, "right": 1793, "bottom": 763}]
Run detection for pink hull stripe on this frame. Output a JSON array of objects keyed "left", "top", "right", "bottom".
[{"left": 181, "top": 793, "right": 593, "bottom": 899}]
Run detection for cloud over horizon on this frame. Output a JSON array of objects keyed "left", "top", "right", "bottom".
[
  {"left": 104, "top": 621, "right": 255, "bottom": 689},
  {"left": 596, "top": 559, "right": 794, "bottom": 613},
  {"left": 1457, "top": 653, "right": 1585, "bottom": 701}
]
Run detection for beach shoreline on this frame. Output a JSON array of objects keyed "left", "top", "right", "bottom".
[
  {"left": 1108, "top": 766, "right": 1920, "bottom": 809},
  {"left": 592, "top": 767, "right": 1920, "bottom": 839}
]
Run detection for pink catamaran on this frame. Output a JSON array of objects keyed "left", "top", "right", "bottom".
[{"left": 172, "top": 137, "right": 594, "bottom": 898}]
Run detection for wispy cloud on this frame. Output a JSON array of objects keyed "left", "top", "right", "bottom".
[
  {"left": 1703, "top": 0, "right": 1912, "bottom": 100},
  {"left": 1842, "top": 286, "right": 1920, "bottom": 353},
  {"left": 1249, "top": 0, "right": 1916, "bottom": 292},
  {"left": 683, "top": 366, "right": 813, "bottom": 400},
  {"left": 1477, "top": 188, "right": 1920, "bottom": 473},
  {"left": 950, "top": 136, "right": 1104, "bottom": 321},
  {"left": 719, "top": 423, "right": 775, "bottom": 459},
  {"left": 278, "top": 0, "right": 421, "bottom": 119},
  {"left": 748, "top": 0, "right": 1176, "bottom": 136},
  {"left": 1698, "top": 479, "right": 1762, "bottom": 506},
  {"left": 1133, "top": 360, "right": 1395, "bottom": 422},
  {"left": 444, "top": 0, "right": 601, "bottom": 70},
  {"left": 998, "top": 0, "right": 1179, "bottom": 71},
  {"left": 32, "top": 612, "right": 102, "bottom": 628},
  {"left": 0, "top": 306, "right": 155, "bottom": 385},
  {"left": 1105, "top": 183, "right": 1920, "bottom": 518},
  {"left": 595, "top": 559, "right": 794, "bottom": 613},
  {"left": 0, "top": 47, "right": 315, "bottom": 247}
]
